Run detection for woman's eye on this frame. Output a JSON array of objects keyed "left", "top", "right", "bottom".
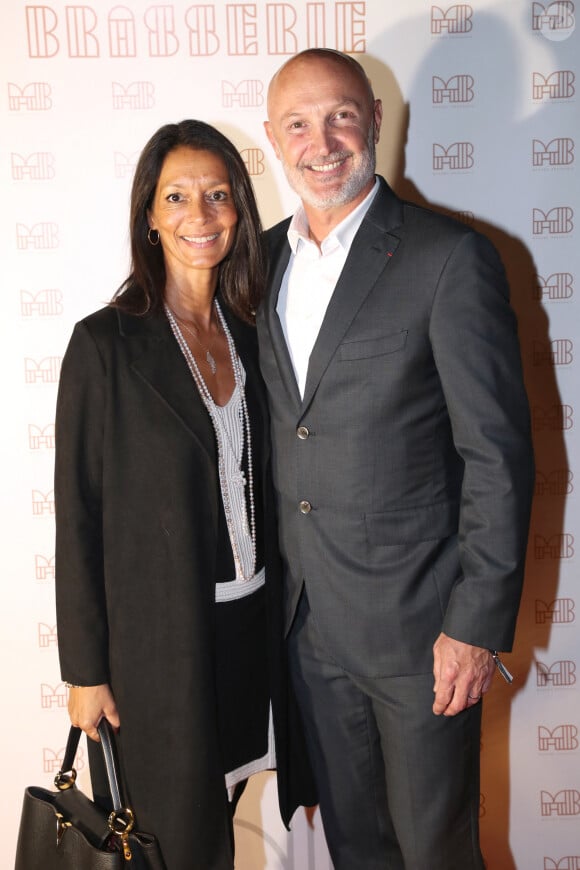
[
  {"left": 208, "top": 190, "right": 228, "bottom": 202},
  {"left": 167, "top": 193, "right": 182, "bottom": 202}
]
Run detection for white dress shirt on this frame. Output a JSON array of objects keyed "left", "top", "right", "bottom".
[{"left": 276, "top": 178, "right": 380, "bottom": 397}]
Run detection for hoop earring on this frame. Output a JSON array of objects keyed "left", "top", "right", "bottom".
[{"left": 147, "top": 227, "right": 160, "bottom": 246}]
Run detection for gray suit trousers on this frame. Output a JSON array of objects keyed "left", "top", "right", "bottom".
[{"left": 288, "top": 590, "right": 485, "bottom": 870}]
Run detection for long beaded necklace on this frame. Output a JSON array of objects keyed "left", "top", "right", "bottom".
[
  {"left": 165, "top": 300, "right": 257, "bottom": 582},
  {"left": 166, "top": 305, "right": 220, "bottom": 375}
]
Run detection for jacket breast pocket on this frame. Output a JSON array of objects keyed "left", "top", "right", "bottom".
[{"left": 338, "top": 330, "right": 408, "bottom": 361}]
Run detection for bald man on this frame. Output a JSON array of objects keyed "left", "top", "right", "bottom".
[{"left": 257, "top": 49, "right": 534, "bottom": 869}]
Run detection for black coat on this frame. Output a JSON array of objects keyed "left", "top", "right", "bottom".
[{"left": 54, "top": 303, "right": 316, "bottom": 870}]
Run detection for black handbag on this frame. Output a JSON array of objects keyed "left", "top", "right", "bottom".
[{"left": 15, "top": 719, "right": 166, "bottom": 869}]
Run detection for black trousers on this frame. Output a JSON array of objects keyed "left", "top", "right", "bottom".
[{"left": 288, "top": 590, "right": 485, "bottom": 870}]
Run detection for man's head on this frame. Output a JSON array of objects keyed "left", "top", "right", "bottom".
[{"left": 265, "top": 49, "right": 382, "bottom": 213}]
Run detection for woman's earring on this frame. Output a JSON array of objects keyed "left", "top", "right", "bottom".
[{"left": 147, "top": 227, "right": 160, "bottom": 246}]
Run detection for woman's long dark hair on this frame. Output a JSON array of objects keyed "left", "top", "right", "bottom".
[{"left": 112, "top": 120, "right": 265, "bottom": 323}]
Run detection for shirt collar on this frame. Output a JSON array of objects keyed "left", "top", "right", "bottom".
[{"left": 287, "top": 177, "right": 380, "bottom": 255}]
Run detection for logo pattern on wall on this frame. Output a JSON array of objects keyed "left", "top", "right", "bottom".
[{"left": 2, "top": 2, "right": 578, "bottom": 868}]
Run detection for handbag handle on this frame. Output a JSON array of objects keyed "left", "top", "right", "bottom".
[
  {"left": 56, "top": 720, "right": 124, "bottom": 811},
  {"left": 55, "top": 720, "right": 136, "bottom": 859}
]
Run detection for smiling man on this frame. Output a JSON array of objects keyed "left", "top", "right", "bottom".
[{"left": 257, "top": 49, "right": 535, "bottom": 869}]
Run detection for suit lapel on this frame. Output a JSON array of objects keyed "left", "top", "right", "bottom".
[
  {"left": 263, "top": 178, "right": 404, "bottom": 413},
  {"left": 301, "top": 181, "right": 402, "bottom": 410}
]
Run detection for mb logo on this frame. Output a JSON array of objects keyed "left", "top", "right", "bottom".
[
  {"left": 21, "top": 289, "right": 63, "bottom": 317},
  {"left": 534, "top": 272, "right": 574, "bottom": 301},
  {"left": 43, "top": 745, "right": 86, "bottom": 775},
  {"left": 538, "top": 724, "right": 579, "bottom": 751},
  {"left": 7, "top": 82, "right": 52, "bottom": 111},
  {"left": 449, "top": 209, "right": 474, "bottom": 225},
  {"left": 40, "top": 683, "right": 68, "bottom": 710},
  {"left": 532, "top": 2, "right": 576, "bottom": 33},
  {"left": 432, "top": 74, "right": 474, "bottom": 103},
  {"left": 431, "top": 5, "right": 473, "bottom": 33},
  {"left": 533, "top": 207, "right": 574, "bottom": 234},
  {"left": 532, "top": 404, "right": 574, "bottom": 431},
  {"left": 541, "top": 790, "right": 580, "bottom": 816},
  {"left": 544, "top": 859, "right": 580, "bottom": 869},
  {"left": 532, "top": 339, "right": 574, "bottom": 365},
  {"left": 32, "top": 489, "right": 55, "bottom": 516},
  {"left": 240, "top": 148, "right": 265, "bottom": 177},
  {"left": 34, "top": 554, "right": 55, "bottom": 582},
  {"left": 28, "top": 424, "right": 56, "bottom": 450},
  {"left": 535, "top": 468, "right": 574, "bottom": 495},
  {"left": 433, "top": 142, "right": 474, "bottom": 170},
  {"left": 222, "top": 80, "right": 264, "bottom": 108},
  {"left": 38, "top": 623, "right": 57, "bottom": 648},
  {"left": 536, "top": 660, "right": 576, "bottom": 687},
  {"left": 533, "top": 138, "right": 575, "bottom": 166},
  {"left": 16, "top": 223, "right": 59, "bottom": 250},
  {"left": 535, "top": 598, "right": 576, "bottom": 623},
  {"left": 534, "top": 535, "right": 575, "bottom": 560},
  {"left": 533, "top": 70, "right": 576, "bottom": 99},
  {"left": 24, "top": 357, "right": 62, "bottom": 384},
  {"left": 114, "top": 152, "right": 139, "bottom": 179},
  {"left": 112, "top": 82, "right": 155, "bottom": 110},
  {"left": 11, "top": 152, "right": 56, "bottom": 180}
]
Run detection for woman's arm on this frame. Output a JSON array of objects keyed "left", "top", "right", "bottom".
[{"left": 55, "top": 320, "right": 114, "bottom": 730}]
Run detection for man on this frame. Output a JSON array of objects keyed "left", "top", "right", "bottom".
[{"left": 257, "top": 48, "right": 534, "bottom": 869}]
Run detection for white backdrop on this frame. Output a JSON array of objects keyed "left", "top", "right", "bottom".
[{"left": 2, "top": 1, "right": 579, "bottom": 867}]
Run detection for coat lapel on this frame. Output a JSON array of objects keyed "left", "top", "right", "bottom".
[
  {"left": 263, "top": 226, "right": 303, "bottom": 409},
  {"left": 118, "top": 309, "right": 217, "bottom": 463}
]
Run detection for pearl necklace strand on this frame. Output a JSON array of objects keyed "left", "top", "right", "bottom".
[
  {"left": 165, "top": 300, "right": 256, "bottom": 582},
  {"left": 166, "top": 305, "right": 219, "bottom": 375}
]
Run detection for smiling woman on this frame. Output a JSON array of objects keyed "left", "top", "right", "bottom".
[
  {"left": 53, "top": 119, "right": 316, "bottom": 870},
  {"left": 147, "top": 147, "right": 238, "bottom": 286}
]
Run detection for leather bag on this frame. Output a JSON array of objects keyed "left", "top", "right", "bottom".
[{"left": 14, "top": 719, "right": 166, "bottom": 869}]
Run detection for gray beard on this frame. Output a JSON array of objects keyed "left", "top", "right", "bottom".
[{"left": 281, "top": 128, "right": 376, "bottom": 211}]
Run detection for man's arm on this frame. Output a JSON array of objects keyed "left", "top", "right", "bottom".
[{"left": 429, "top": 229, "right": 534, "bottom": 714}]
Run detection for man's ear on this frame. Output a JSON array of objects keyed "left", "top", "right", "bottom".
[
  {"left": 373, "top": 99, "right": 383, "bottom": 144},
  {"left": 264, "top": 121, "right": 281, "bottom": 159}
]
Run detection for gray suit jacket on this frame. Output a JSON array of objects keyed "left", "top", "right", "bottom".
[{"left": 257, "top": 177, "right": 534, "bottom": 679}]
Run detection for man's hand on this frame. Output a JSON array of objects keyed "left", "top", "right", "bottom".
[
  {"left": 67, "top": 683, "right": 120, "bottom": 741},
  {"left": 432, "top": 633, "right": 494, "bottom": 716}
]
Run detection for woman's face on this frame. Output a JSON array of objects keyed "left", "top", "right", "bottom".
[{"left": 147, "top": 145, "right": 238, "bottom": 284}]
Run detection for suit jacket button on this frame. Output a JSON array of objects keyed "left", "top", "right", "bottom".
[
  {"left": 297, "top": 426, "right": 310, "bottom": 440},
  {"left": 299, "top": 500, "right": 312, "bottom": 514}
]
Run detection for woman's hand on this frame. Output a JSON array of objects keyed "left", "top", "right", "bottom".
[{"left": 67, "top": 683, "right": 121, "bottom": 742}]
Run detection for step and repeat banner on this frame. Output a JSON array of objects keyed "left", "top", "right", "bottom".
[{"left": 2, "top": 1, "right": 578, "bottom": 867}]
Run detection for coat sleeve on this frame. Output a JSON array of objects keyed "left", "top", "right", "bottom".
[
  {"left": 429, "top": 230, "right": 535, "bottom": 651},
  {"left": 54, "top": 320, "right": 110, "bottom": 685}
]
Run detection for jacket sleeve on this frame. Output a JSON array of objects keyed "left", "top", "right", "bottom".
[
  {"left": 430, "top": 230, "right": 535, "bottom": 651},
  {"left": 54, "top": 320, "right": 110, "bottom": 685}
]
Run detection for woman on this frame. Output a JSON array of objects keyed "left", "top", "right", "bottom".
[{"left": 54, "top": 120, "right": 315, "bottom": 869}]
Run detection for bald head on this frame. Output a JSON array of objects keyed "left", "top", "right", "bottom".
[{"left": 267, "top": 49, "right": 375, "bottom": 118}]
